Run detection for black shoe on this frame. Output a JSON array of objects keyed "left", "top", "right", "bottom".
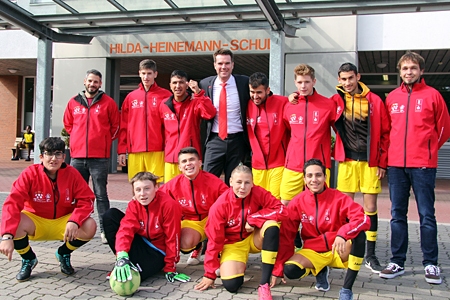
[
  {"left": 11, "top": 157, "right": 19, "bottom": 161},
  {"left": 315, "top": 266, "right": 330, "bottom": 291},
  {"left": 16, "top": 258, "right": 38, "bottom": 282},
  {"left": 365, "top": 255, "right": 384, "bottom": 274},
  {"left": 25, "top": 157, "right": 31, "bottom": 161},
  {"left": 55, "top": 251, "right": 75, "bottom": 275}
]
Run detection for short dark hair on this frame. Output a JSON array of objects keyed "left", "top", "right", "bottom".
[
  {"left": 170, "top": 70, "right": 188, "bottom": 81},
  {"left": 303, "top": 158, "right": 326, "bottom": 175},
  {"left": 397, "top": 51, "right": 425, "bottom": 71},
  {"left": 25, "top": 125, "right": 32, "bottom": 130},
  {"left": 86, "top": 69, "right": 102, "bottom": 80},
  {"left": 130, "top": 172, "right": 159, "bottom": 195},
  {"left": 178, "top": 147, "right": 200, "bottom": 160},
  {"left": 213, "top": 48, "right": 234, "bottom": 62},
  {"left": 39, "top": 137, "right": 65, "bottom": 154},
  {"left": 139, "top": 59, "right": 157, "bottom": 71},
  {"left": 249, "top": 72, "right": 269, "bottom": 89},
  {"left": 338, "top": 62, "right": 358, "bottom": 76}
]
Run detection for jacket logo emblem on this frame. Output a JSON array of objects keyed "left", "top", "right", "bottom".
[
  {"left": 152, "top": 97, "right": 157, "bottom": 107},
  {"left": 256, "top": 116, "right": 261, "bottom": 123},
  {"left": 273, "top": 113, "right": 278, "bottom": 125},
  {"left": 73, "top": 106, "right": 86, "bottom": 115},
  {"left": 94, "top": 104, "right": 101, "bottom": 114},
  {"left": 247, "top": 117, "right": 254, "bottom": 126},
  {"left": 390, "top": 103, "right": 405, "bottom": 114},
  {"left": 201, "top": 194, "right": 207, "bottom": 205},
  {"left": 131, "top": 99, "right": 144, "bottom": 109},
  {"left": 313, "top": 111, "right": 319, "bottom": 124},
  {"left": 415, "top": 99, "right": 423, "bottom": 112},
  {"left": 164, "top": 112, "right": 176, "bottom": 120},
  {"left": 139, "top": 221, "right": 145, "bottom": 229},
  {"left": 289, "top": 114, "right": 304, "bottom": 124},
  {"left": 337, "top": 106, "right": 342, "bottom": 115}
]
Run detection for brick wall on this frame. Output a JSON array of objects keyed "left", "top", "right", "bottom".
[{"left": 0, "top": 76, "right": 20, "bottom": 160}]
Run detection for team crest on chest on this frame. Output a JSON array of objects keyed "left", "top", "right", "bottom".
[{"left": 415, "top": 99, "right": 423, "bottom": 112}]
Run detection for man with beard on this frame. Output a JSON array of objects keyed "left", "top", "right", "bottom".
[
  {"left": 380, "top": 51, "right": 450, "bottom": 284},
  {"left": 246, "top": 72, "right": 289, "bottom": 199},
  {"left": 63, "top": 69, "right": 120, "bottom": 244}
]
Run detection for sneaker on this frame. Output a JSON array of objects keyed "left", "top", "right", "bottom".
[
  {"left": 379, "top": 262, "right": 405, "bottom": 279},
  {"left": 25, "top": 157, "right": 31, "bottom": 161},
  {"left": 11, "top": 157, "right": 19, "bottom": 161},
  {"left": 55, "top": 251, "right": 75, "bottom": 275},
  {"left": 365, "top": 255, "right": 384, "bottom": 274},
  {"left": 16, "top": 258, "right": 38, "bottom": 282},
  {"left": 257, "top": 283, "right": 273, "bottom": 300},
  {"left": 424, "top": 265, "right": 442, "bottom": 284},
  {"left": 339, "top": 288, "right": 353, "bottom": 300},
  {"left": 215, "top": 268, "right": 220, "bottom": 277},
  {"left": 101, "top": 233, "right": 108, "bottom": 244},
  {"left": 187, "top": 243, "right": 203, "bottom": 265},
  {"left": 315, "top": 266, "right": 330, "bottom": 291}
]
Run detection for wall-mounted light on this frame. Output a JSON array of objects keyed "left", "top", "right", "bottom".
[
  {"left": 377, "top": 63, "right": 387, "bottom": 69},
  {"left": 8, "top": 68, "right": 19, "bottom": 74},
  {"left": 382, "top": 75, "right": 389, "bottom": 81}
]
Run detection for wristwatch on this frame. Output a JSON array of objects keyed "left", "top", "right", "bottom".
[{"left": 1, "top": 235, "right": 13, "bottom": 241}]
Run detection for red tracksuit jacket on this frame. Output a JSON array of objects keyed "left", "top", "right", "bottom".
[
  {"left": 63, "top": 91, "right": 120, "bottom": 158},
  {"left": 159, "top": 90, "right": 216, "bottom": 163},
  {"left": 114, "top": 191, "right": 182, "bottom": 273},
  {"left": 283, "top": 90, "right": 336, "bottom": 170},
  {"left": 246, "top": 93, "right": 290, "bottom": 170},
  {"left": 203, "top": 186, "right": 288, "bottom": 280},
  {"left": 159, "top": 170, "right": 228, "bottom": 221},
  {"left": 118, "top": 83, "right": 172, "bottom": 154},
  {"left": 385, "top": 79, "right": 450, "bottom": 168},
  {"left": 1, "top": 164, "right": 95, "bottom": 237}
]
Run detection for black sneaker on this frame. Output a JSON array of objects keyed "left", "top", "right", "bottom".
[
  {"left": 25, "top": 157, "right": 31, "bottom": 161},
  {"left": 315, "top": 266, "right": 330, "bottom": 292},
  {"left": 16, "top": 258, "right": 38, "bottom": 282},
  {"left": 379, "top": 262, "right": 405, "bottom": 279},
  {"left": 55, "top": 251, "right": 75, "bottom": 275},
  {"left": 11, "top": 157, "right": 19, "bottom": 161},
  {"left": 365, "top": 255, "right": 384, "bottom": 274}
]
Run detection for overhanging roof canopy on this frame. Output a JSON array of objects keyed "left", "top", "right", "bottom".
[{"left": 2, "top": 0, "right": 450, "bottom": 42}]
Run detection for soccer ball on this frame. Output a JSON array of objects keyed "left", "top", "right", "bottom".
[{"left": 110, "top": 269, "right": 141, "bottom": 296}]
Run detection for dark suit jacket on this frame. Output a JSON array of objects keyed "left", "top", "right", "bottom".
[{"left": 199, "top": 74, "right": 250, "bottom": 149}]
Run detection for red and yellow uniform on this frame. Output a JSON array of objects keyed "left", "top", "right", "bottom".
[
  {"left": 115, "top": 191, "right": 182, "bottom": 273},
  {"left": 203, "top": 186, "right": 288, "bottom": 280}
]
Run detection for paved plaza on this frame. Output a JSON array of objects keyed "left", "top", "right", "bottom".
[{"left": 0, "top": 159, "right": 449, "bottom": 299}]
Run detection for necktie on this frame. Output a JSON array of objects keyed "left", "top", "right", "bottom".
[{"left": 219, "top": 82, "right": 228, "bottom": 140}]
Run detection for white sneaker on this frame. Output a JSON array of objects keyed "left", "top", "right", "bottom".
[
  {"left": 101, "top": 233, "right": 108, "bottom": 244},
  {"left": 186, "top": 244, "right": 203, "bottom": 265},
  {"left": 424, "top": 265, "right": 442, "bottom": 284}
]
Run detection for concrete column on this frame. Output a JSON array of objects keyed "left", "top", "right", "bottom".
[
  {"left": 269, "top": 30, "right": 285, "bottom": 95},
  {"left": 34, "top": 38, "right": 52, "bottom": 163}
]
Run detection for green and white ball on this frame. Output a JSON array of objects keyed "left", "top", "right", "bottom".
[{"left": 110, "top": 269, "right": 141, "bottom": 297}]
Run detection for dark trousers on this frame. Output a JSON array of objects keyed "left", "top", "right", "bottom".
[
  {"left": 203, "top": 132, "right": 247, "bottom": 186},
  {"left": 71, "top": 158, "right": 110, "bottom": 232},
  {"left": 102, "top": 208, "right": 165, "bottom": 281},
  {"left": 387, "top": 167, "right": 438, "bottom": 267}
]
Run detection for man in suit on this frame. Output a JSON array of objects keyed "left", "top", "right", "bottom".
[{"left": 199, "top": 48, "right": 250, "bottom": 186}]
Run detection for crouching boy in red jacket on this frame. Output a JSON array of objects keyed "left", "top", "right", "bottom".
[
  {"left": 0, "top": 137, "right": 97, "bottom": 282},
  {"left": 271, "top": 159, "right": 370, "bottom": 300},
  {"left": 102, "top": 172, "right": 190, "bottom": 284}
]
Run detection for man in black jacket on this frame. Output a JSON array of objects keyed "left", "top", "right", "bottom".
[{"left": 199, "top": 48, "right": 250, "bottom": 186}]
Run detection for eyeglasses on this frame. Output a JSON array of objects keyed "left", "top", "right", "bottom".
[{"left": 43, "top": 151, "right": 64, "bottom": 159}]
